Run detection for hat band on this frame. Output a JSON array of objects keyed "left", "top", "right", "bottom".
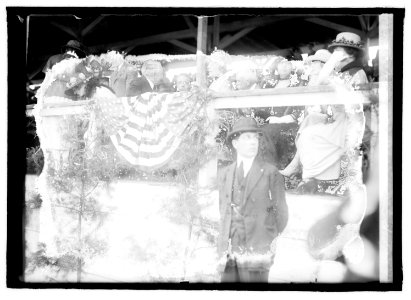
[{"left": 331, "top": 37, "right": 363, "bottom": 48}]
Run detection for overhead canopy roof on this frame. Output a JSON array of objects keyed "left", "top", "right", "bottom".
[{"left": 21, "top": 9, "right": 380, "bottom": 81}]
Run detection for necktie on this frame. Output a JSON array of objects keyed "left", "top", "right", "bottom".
[{"left": 237, "top": 161, "right": 244, "bottom": 183}]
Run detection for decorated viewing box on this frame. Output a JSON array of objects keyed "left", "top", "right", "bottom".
[{"left": 26, "top": 51, "right": 377, "bottom": 283}]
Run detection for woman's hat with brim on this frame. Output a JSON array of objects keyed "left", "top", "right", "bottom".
[
  {"left": 307, "top": 49, "right": 332, "bottom": 63},
  {"left": 226, "top": 117, "right": 262, "bottom": 145},
  {"left": 62, "top": 40, "right": 88, "bottom": 56},
  {"left": 328, "top": 32, "right": 364, "bottom": 51}
]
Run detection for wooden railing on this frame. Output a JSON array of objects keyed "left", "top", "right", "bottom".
[{"left": 26, "top": 83, "right": 377, "bottom": 117}]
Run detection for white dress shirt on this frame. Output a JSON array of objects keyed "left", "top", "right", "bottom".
[
  {"left": 146, "top": 77, "right": 155, "bottom": 89},
  {"left": 236, "top": 155, "right": 256, "bottom": 177}
]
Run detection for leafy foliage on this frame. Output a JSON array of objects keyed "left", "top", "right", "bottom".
[{"left": 26, "top": 146, "right": 44, "bottom": 175}]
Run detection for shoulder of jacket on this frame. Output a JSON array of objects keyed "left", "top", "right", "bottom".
[
  {"left": 264, "top": 162, "right": 282, "bottom": 177},
  {"left": 254, "top": 159, "right": 279, "bottom": 175}
]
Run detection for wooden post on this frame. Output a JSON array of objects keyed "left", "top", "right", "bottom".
[
  {"left": 213, "top": 16, "right": 220, "bottom": 50},
  {"left": 26, "top": 15, "right": 30, "bottom": 65},
  {"left": 378, "top": 13, "right": 393, "bottom": 283},
  {"left": 196, "top": 16, "right": 208, "bottom": 88}
]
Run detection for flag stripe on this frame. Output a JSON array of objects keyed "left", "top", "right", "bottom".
[{"left": 98, "top": 91, "right": 203, "bottom": 170}]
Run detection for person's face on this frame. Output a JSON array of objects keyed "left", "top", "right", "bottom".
[
  {"left": 90, "top": 61, "right": 102, "bottom": 77},
  {"left": 277, "top": 61, "right": 292, "bottom": 79},
  {"left": 143, "top": 63, "right": 164, "bottom": 85},
  {"left": 310, "top": 61, "right": 325, "bottom": 76},
  {"left": 176, "top": 75, "right": 191, "bottom": 92},
  {"left": 232, "top": 132, "right": 260, "bottom": 158},
  {"left": 333, "top": 47, "right": 352, "bottom": 70}
]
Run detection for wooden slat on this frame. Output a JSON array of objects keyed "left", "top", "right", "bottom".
[
  {"left": 219, "top": 26, "right": 257, "bottom": 49},
  {"left": 42, "top": 99, "right": 93, "bottom": 108},
  {"left": 216, "top": 85, "right": 341, "bottom": 97},
  {"left": 212, "top": 91, "right": 369, "bottom": 109},
  {"left": 168, "top": 39, "right": 197, "bottom": 53},
  {"left": 81, "top": 16, "right": 105, "bottom": 36},
  {"left": 305, "top": 17, "right": 365, "bottom": 38},
  {"left": 39, "top": 106, "right": 88, "bottom": 117},
  {"left": 50, "top": 21, "right": 79, "bottom": 39}
]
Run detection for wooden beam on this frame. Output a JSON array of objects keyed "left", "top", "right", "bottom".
[
  {"left": 305, "top": 17, "right": 365, "bottom": 38},
  {"left": 124, "top": 44, "right": 135, "bottom": 54},
  {"left": 364, "top": 16, "right": 379, "bottom": 40},
  {"left": 366, "top": 15, "right": 371, "bottom": 31},
  {"left": 28, "top": 83, "right": 376, "bottom": 117},
  {"left": 221, "top": 16, "right": 292, "bottom": 32},
  {"left": 50, "top": 21, "right": 79, "bottom": 39},
  {"left": 369, "top": 17, "right": 379, "bottom": 32},
  {"left": 26, "top": 15, "right": 30, "bottom": 64},
  {"left": 89, "top": 16, "right": 293, "bottom": 52},
  {"left": 358, "top": 15, "right": 368, "bottom": 32},
  {"left": 196, "top": 17, "right": 208, "bottom": 88},
  {"left": 168, "top": 39, "right": 197, "bottom": 53},
  {"left": 212, "top": 86, "right": 370, "bottom": 109},
  {"left": 219, "top": 26, "right": 257, "bottom": 49},
  {"left": 249, "top": 36, "right": 280, "bottom": 51},
  {"left": 212, "top": 16, "right": 220, "bottom": 49},
  {"left": 241, "top": 36, "right": 274, "bottom": 52},
  {"left": 81, "top": 16, "right": 105, "bottom": 36},
  {"left": 183, "top": 16, "right": 197, "bottom": 36},
  {"left": 219, "top": 34, "right": 232, "bottom": 48},
  {"left": 28, "top": 64, "right": 45, "bottom": 80},
  {"left": 104, "top": 28, "right": 195, "bottom": 52}
]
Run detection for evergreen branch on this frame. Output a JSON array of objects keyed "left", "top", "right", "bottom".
[
  {"left": 84, "top": 181, "right": 100, "bottom": 198},
  {"left": 53, "top": 204, "right": 81, "bottom": 214}
]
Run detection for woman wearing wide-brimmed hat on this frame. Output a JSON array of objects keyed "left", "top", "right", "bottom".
[
  {"left": 281, "top": 32, "right": 369, "bottom": 187},
  {"left": 319, "top": 32, "right": 369, "bottom": 87},
  {"left": 281, "top": 33, "right": 370, "bottom": 282}
]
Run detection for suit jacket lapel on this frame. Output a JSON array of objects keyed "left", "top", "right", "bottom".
[
  {"left": 224, "top": 163, "right": 236, "bottom": 204},
  {"left": 245, "top": 158, "right": 265, "bottom": 202}
]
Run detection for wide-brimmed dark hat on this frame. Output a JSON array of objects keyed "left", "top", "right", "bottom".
[
  {"left": 62, "top": 40, "right": 88, "bottom": 56},
  {"left": 226, "top": 117, "right": 262, "bottom": 144},
  {"left": 328, "top": 32, "right": 364, "bottom": 51}
]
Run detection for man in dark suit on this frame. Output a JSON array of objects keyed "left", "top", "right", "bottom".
[
  {"left": 125, "top": 60, "right": 173, "bottom": 96},
  {"left": 43, "top": 40, "right": 88, "bottom": 73},
  {"left": 218, "top": 117, "right": 288, "bottom": 283}
]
